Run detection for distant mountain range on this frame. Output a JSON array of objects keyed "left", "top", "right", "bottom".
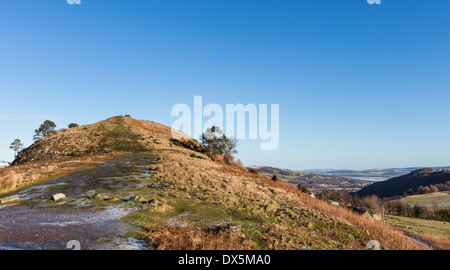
[
  {"left": 305, "top": 167, "right": 450, "bottom": 181},
  {"left": 357, "top": 168, "right": 450, "bottom": 198}
]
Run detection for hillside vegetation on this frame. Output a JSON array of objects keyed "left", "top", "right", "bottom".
[
  {"left": 1, "top": 116, "right": 425, "bottom": 250},
  {"left": 12, "top": 116, "right": 185, "bottom": 165}
]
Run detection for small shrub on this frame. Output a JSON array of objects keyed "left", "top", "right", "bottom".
[
  {"left": 272, "top": 174, "right": 280, "bottom": 182},
  {"left": 297, "top": 184, "right": 309, "bottom": 194},
  {"left": 190, "top": 153, "right": 205, "bottom": 160}
]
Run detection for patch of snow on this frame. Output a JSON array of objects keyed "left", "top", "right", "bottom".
[{"left": 0, "top": 161, "right": 10, "bottom": 168}]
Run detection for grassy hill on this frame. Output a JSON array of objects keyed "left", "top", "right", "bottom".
[
  {"left": 12, "top": 116, "right": 182, "bottom": 165},
  {"left": 357, "top": 168, "right": 450, "bottom": 198},
  {"left": 0, "top": 116, "right": 424, "bottom": 250}
]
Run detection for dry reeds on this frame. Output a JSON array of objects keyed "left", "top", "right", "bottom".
[{"left": 139, "top": 223, "right": 252, "bottom": 250}]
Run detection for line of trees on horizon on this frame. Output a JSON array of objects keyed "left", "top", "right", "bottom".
[{"left": 383, "top": 199, "right": 450, "bottom": 222}]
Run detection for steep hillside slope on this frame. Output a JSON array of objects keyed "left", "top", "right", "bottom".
[
  {"left": 1, "top": 116, "right": 424, "bottom": 250},
  {"left": 357, "top": 168, "right": 450, "bottom": 198}
]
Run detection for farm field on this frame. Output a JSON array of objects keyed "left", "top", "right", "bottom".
[
  {"left": 401, "top": 191, "right": 450, "bottom": 208},
  {"left": 385, "top": 214, "right": 450, "bottom": 250}
]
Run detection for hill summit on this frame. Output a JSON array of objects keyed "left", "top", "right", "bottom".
[{"left": 12, "top": 116, "right": 189, "bottom": 165}]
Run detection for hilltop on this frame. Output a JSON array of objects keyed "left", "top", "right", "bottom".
[
  {"left": 0, "top": 116, "right": 423, "bottom": 250},
  {"left": 357, "top": 168, "right": 450, "bottom": 198},
  {"left": 12, "top": 116, "right": 188, "bottom": 165}
]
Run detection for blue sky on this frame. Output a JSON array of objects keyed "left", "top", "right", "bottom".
[{"left": 0, "top": 0, "right": 449, "bottom": 170}]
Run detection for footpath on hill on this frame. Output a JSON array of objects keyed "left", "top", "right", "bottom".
[{"left": 0, "top": 153, "right": 156, "bottom": 250}]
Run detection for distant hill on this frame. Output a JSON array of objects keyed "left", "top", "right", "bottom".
[
  {"left": 251, "top": 166, "right": 373, "bottom": 193},
  {"left": 357, "top": 168, "right": 450, "bottom": 198},
  {"left": 308, "top": 167, "right": 450, "bottom": 181}
]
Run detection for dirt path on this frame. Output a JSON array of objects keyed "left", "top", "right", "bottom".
[
  {"left": 404, "top": 234, "right": 440, "bottom": 250},
  {"left": 0, "top": 153, "right": 157, "bottom": 250}
]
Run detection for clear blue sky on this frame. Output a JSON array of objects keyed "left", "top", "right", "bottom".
[{"left": 1, "top": 0, "right": 449, "bottom": 170}]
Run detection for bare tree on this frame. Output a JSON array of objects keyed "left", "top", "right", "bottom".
[{"left": 360, "top": 195, "right": 383, "bottom": 216}]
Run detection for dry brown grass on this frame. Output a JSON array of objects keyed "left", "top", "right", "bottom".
[
  {"left": 273, "top": 181, "right": 417, "bottom": 249},
  {"left": 301, "top": 195, "right": 424, "bottom": 250},
  {"left": 240, "top": 169, "right": 425, "bottom": 250},
  {"left": 139, "top": 223, "right": 252, "bottom": 250},
  {"left": 0, "top": 155, "right": 108, "bottom": 195},
  {"left": 417, "top": 233, "right": 450, "bottom": 250},
  {"left": 145, "top": 136, "right": 425, "bottom": 250}
]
